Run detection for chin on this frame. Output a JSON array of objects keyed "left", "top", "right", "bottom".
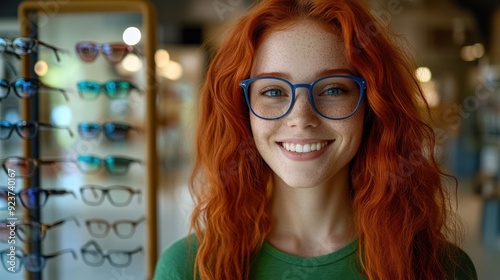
[{"left": 280, "top": 176, "right": 324, "bottom": 189}]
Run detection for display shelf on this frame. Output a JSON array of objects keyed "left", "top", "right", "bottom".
[{"left": 5, "top": 1, "right": 159, "bottom": 279}]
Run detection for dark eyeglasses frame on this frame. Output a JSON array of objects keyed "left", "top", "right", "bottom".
[
  {"left": 0, "top": 156, "right": 72, "bottom": 178},
  {"left": 0, "top": 77, "right": 68, "bottom": 101},
  {"left": 0, "top": 37, "right": 66, "bottom": 62},
  {"left": 0, "top": 248, "right": 76, "bottom": 273},
  {"left": 0, "top": 187, "right": 76, "bottom": 210},
  {"left": 85, "top": 217, "right": 145, "bottom": 239},
  {"left": 239, "top": 75, "right": 367, "bottom": 120},
  {"left": 0, "top": 216, "right": 80, "bottom": 243},
  {"left": 77, "top": 121, "right": 140, "bottom": 142},
  {"left": 0, "top": 120, "right": 73, "bottom": 140},
  {"left": 81, "top": 240, "right": 143, "bottom": 268},
  {"left": 79, "top": 184, "right": 142, "bottom": 207},
  {"left": 75, "top": 41, "right": 142, "bottom": 64}
]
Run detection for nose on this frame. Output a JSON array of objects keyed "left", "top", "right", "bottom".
[{"left": 285, "top": 88, "right": 320, "bottom": 129}]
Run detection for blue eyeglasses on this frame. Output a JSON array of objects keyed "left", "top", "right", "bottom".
[
  {"left": 77, "top": 122, "right": 139, "bottom": 142},
  {"left": 240, "top": 75, "right": 366, "bottom": 120}
]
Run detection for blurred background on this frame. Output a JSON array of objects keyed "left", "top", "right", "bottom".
[{"left": 0, "top": 0, "right": 499, "bottom": 279}]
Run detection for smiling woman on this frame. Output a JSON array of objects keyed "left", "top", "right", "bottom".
[{"left": 153, "top": 0, "right": 477, "bottom": 279}]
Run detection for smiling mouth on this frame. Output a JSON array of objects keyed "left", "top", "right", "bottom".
[{"left": 279, "top": 141, "right": 331, "bottom": 153}]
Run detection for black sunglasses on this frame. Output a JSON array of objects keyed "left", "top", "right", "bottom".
[
  {"left": 0, "top": 120, "right": 73, "bottom": 140},
  {"left": 0, "top": 77, "right": 68, "bottom": 101}
]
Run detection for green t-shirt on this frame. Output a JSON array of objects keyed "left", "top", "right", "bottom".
[{"left": 153, "top": 235, "right": 477, "bottom": 280}]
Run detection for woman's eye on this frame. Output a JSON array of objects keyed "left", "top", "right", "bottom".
[
  {"left": 324, "top": 87, "right": 347, "bottom": 96},
  {"left": 262, "top": 89, "right": 283, "bottom": 97}
]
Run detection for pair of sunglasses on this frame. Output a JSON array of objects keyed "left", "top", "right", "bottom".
[
  {"left": 0, "top": 37, "right": 66, "bottom": 62},
  {"left": 75, "top": 41, "right": 141, "bottom": 64},
  {"left": 0, "top": 78, "right": 68, "bottom": 101},
  {"left": 76, "top": 80, "right": 140, "bottom": 100},
  {"left": 77, "top": 122, "right": 139, "bottom": 142},
  {"left": 76, "top": 154, "right": 143, "bottom": 175}
]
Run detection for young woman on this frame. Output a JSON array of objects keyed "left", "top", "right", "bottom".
[{"left": 154, "top": 0, "right": 477, "bottom": 279}]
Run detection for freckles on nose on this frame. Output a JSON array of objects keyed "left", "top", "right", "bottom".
[{"left": 292, "top": 93, "right": 315, "bottom": 115}]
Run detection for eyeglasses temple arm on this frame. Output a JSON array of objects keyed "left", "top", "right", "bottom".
[
  {"left": 36, "top": 40, "right": 66, "bottom": 62},
  {"left": 4, "top": 50, "right": 21, "bottom": 60},
  {"left": 136, "top": 216, "right": 146, "bottom": 224},
  {"left": 50, "top": 216, "right": 80, "bottom": 228},
  {"left": 2, "top": 60, "right": 18, "bottom": 75},
  {"left": 136, "top": 189, "right": 142, "bottom": 204},
  {"left": 81, "top": 240, "right": 103, "bottom": 253},
  {"left": 38, "top": 80, "right": 68, "bottom": 101},
  {"left": 45, "top": 248, "right": 77, "bottom": 260},
  {"left": 131, "top": 246, "right": 143, "bottom": 255},
  {"left": 47, "top": 189, "right": 76, "bottom": 198},
  {"left": 38, "top": 122, "right": 74, "bottom": 137}
]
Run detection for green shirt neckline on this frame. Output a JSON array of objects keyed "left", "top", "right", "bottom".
[{"left": 260, "top": 238, "right": 359, "bottom": 267}]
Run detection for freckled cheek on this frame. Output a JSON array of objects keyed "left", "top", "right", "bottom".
[
  {"left": 249, "top": 117, "right": 278, "bottom": 142},
  {"left": 337, "top": 105, "right": 365, "bottom": 144}
]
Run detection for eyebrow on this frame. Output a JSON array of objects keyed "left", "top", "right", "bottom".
[{"left": 253, "top": 68, "right": 357, "bottom": 79}]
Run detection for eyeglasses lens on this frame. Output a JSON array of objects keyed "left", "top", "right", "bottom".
[
  {"left": 0, "top": 191, "right": 8, "bottom": 209},
  {"left": 80, "top": 186, "right": 105, "bottom": 206},
  {"left": 20, "top": 189, "right": 48, "bottom": 209},
  {"left": 4, "top": 158, "right": 35, "bottom": 178},
  {"left": 16, "top": 121, "right": 37, "bottom": 139},
  {"left": 1, "top": 250, "right": 21, "bottom": 272},
  {"left": 102, "top": 43, "right": 128, "bottom": 63},
  {"left": 13, "top": 78, "right": 38, "bottom": 98},
  {"left": 17, "top": 223, "right": 43, "bottom": 242},
  {"left": 103, "top": 123, "right": 128, "bottom": 141},
  {"left": 76, "top": 155, "right": 101, "bottom": 173},
  {"left": 0, "top": 39, "right": 7, "bottom": 52},
  {"left": 23, "top": 254, "right": 44, "bottom": 272},
  {"left": 104, "top": 81, "right": 131, "bottom": 99},
  {"left": 0, "top": 222, "right": 10, "bottom": 242},
  {"left": 12, "top": 38, "right": 35, "bottom": 55},
  {"left": 87, "top": 220, "right": 109, "bottom": 238},
  {"left": 106, "top": 187, "right": 133, "bottom": 206},
  {"left": 76, "top": 42, "right": 99, "bottom": 62},
  {"left": 115, "top": 222, "right": 135, "bottom": 238},
  {"left": 108, "top": 252, "right": 131, "bottom": 267},
  {"left": 77, "top": 81, "right": 101, "bottom": 99},
  {"left": 0, "top": 80, "right": 9, "bottom": 99},
  {"left": 82, "top": 249, "right": 103, "bottom": 266},
  {"left": 0, "top": 121, "right": 13, "bottom": 140},
  {"left": 78, "top": 123, "right": 101, "bottom": 139},
  {"left": 104, "top": 157, "right": 131, "bottom": 175}
]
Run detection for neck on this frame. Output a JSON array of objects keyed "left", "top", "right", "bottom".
[{"left": 267, "top": 165, "right": 355, "bottom": 257}]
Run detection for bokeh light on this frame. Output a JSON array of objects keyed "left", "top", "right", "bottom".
[{"left": 123, "top": 26, "right": 141, "bottom": 45}]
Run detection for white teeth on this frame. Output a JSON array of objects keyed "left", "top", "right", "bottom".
[{"left": 282, "top": 142, "right": 327, "bottom": 153}]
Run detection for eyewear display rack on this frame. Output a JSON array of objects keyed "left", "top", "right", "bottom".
[{"left": 17, "top": 1, "right": 158, "bottom": 280}]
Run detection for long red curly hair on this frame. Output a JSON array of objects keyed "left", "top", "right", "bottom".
[{"left": 189, "top": 0, "right": 462, "bottom": 279}]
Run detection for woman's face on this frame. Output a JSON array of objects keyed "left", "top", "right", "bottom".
[{"left": 249, "top": 20, "right": 365, "bottom": 189}]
